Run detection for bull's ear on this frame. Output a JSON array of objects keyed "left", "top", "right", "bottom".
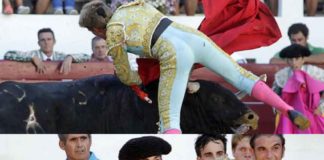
[{"left": 259, "top": 74, "right": 267, "bottom": 82}]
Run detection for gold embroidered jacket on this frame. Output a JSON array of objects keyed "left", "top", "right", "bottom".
[{"left": 106, "top": 0, "right": 164, "bottom": 85}]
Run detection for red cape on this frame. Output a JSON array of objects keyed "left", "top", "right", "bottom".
[
  {"left": 199, "top": 0, "right": 281, "bottom": 54},
  {"left": 137, "top": 0, "right": 281, "bottom": 85}
]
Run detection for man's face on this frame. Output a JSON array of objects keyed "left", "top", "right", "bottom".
[
  {"left": 59, "top": 134, "right": 92, "bottom": 160},
  {"left": 197, "top": 140, "right": 226, "bottom": 160},
  {"left": 287, "top": 57, "right": 304, "bottom": 70},
  {"left": 253, "top": 135, "right": 284, "bottom": 160},
  {"left": 233, "top": 137, "right": 255, "bottom": 160},
  {"left": 289, "top": 31, "right": 307, "bottom": 47},
  {"left": 92, "top": 39, "right": 108, "bottom": 60},
  {"left": 38, "top": 32, "right": 55, "bottom": 55}
]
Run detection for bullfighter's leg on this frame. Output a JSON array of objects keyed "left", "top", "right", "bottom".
[
  {"left": 152, "top": 32, "right": 195, "bottom": 133},
  {"left": 170, "top": 23, "right": 310, "bottom": 130}
]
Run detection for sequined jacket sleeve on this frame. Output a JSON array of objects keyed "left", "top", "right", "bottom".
[{"left": 106, "top": 23, "right": 142, "bottom": 85}]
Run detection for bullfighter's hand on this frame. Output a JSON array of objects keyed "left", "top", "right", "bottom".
[{"left": 144, "top": 96, "right": 152, "bottom": 104}]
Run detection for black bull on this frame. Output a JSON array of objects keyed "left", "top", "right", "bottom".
[{"left": 0, "top": 74, "right": 258, "bottom": 133}]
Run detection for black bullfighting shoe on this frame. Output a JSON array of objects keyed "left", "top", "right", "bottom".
[{"left": 288, "top": 110, "right": 310, "bottom": 130}]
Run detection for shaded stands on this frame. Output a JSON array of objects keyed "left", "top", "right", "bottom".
[{"left": 0, "top": 60, "right": 322, "bottom": 133}]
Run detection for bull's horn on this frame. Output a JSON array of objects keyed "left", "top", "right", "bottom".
[
  {"left": 235, "top": 90, "right": 246, "bottom": 100},
  {"left": 187, "top": 82, "right": 200, "bottom": 94}
]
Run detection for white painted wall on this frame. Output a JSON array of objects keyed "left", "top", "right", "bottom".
[
  {"left": 0, "top": 134, "right": 323, "bottom": 160},
  {"left": 1, "top": 0, "right": 324, "bottom": 63},
  {"left": 236, "top": 17, "right": 324, "bottom": 63}
]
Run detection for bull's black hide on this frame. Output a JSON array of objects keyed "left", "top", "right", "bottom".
[{"left": 0, "top": 74, "right": 255, "bottom": 133}]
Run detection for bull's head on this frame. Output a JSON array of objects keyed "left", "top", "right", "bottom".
[{"left": 181, "top": 80, "right": 259, "bottom": 134}]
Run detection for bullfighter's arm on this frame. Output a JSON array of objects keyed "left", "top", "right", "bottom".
[{"left": 106, "top": 23, "right": 142, "bottom": 86}]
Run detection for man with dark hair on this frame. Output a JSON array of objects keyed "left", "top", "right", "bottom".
[
  {"left": 195, "top": 134, "right": 229, "bottom": 160},
  {"left": 58, "top": 134, "right": 99, "bottom": 160},
  {"left": 270, "top": 23, "right": 324, "bottom": 64},
  {"left": 250, "top": 134, "right": 285, "bottom": 160},
  {"left": 4, "top": 28, "right": 90, "bottom": 74},
  {"left": 118, "top": 136, "right": 171, "bottom": 160}
]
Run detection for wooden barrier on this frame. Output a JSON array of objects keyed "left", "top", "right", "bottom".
[
  {"left": 0, "top": 60, "right": 114, "bottom": 82},
  {"left": 0, "top": 60, "right": 322, "bottom": 133}
]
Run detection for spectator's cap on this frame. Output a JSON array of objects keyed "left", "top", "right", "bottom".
[{"left": 119, "top": 136, "right": 172, "bottom": 160}]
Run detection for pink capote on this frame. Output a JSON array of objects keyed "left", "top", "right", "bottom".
[{"left": 276, "top": 70, "right": 324, "bottom": 133}]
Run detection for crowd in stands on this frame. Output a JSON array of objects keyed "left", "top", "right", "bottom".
[
  {"left": 263, "top": 0, "right": 324, "bottom": 16},
  {"left": 3, "top": 0, "right": 324, "bottom": 16},
  {"left": 2, "top": 0, "right": 204, "bottom": 15}
]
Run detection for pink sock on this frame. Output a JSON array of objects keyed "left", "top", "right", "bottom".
[
  {"left": 163, "top": 129, "right": 182, "bottom": 134},
  {"left": 251, "top": 81, "right": 293, "bottom": 116}
]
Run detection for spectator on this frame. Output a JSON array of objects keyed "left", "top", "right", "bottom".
[
  {"left": 273, "top": 44, "right": 324, "bottom": 133},
  {"left": 250, "top": 134, "right": 285, "bottom": 160},
  {"left": 306, "top": 0, "right": 319, "bottom": 16},
  {"left": 264, "top": 0, "right": 318, "bottom": 16},
  {"left": 110, "top": 0, "right": 168, "bottom": 14},
  {"left": 270, "top": 23, "right": 324, "bottom": 64},
  {"left": 165, "top": 0, "right": 178, "bottom": 15},
  {"left": 90, "top": 36, "right": 138, "bottom": 71},
  {"left": 231, "top": 134, "right": 255, "bottom": 160},
  {"left": 2, "top": 0, "right": 30, "bottom": 14},
  {"left": 90, "top": 36, "right": 112, "bottom": 62},
  {"left": 53, "top": 0, "right": 78, "bottom": 14},
  {"left": 22, "top": 0, "right": 51, "bottom": 14},
  {"left": 118, "top": 136, "right": 171, "bottom": 160},
  {"left": 177, "top": 0, "right": 198, "bottom": 16},
  {"left": 4, "top": 28, "right": 90, "bottom": 74},
  {"left": 195, "top": 134, "right": 230, "bottom": 160},
  {"left": 21, "top": 0, "right": 51, "bottom": 14},
  {"left": 263, "top": 0, "right": 278, "bottom": 16},
  {"left": 58, "top": 134, "right": 99, "bottom": 160},
  {"left": 110, "top": 0, "right": 130, "bottom": 11}
]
